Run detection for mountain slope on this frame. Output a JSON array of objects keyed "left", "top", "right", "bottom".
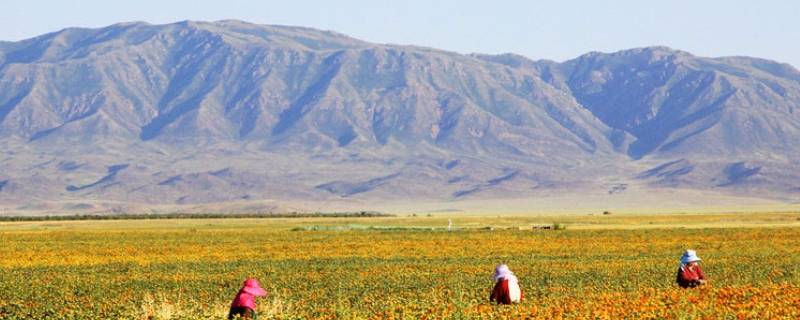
[
  {"left": 0, "top": 21, "right": 798, "bottom": 214},
  {"left": 0, "top": 20, "right": 611, "bottom": 158},
  {"left": 531, "top": 47, "right": 800, "bottom": 160}
]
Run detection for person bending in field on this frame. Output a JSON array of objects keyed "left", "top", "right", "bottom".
[
  {"left": 676, "top": 249, "right": 708, "bottom": 288},
  {"left": 228, "top": 278, "right": 268, "bottom": 320},
  {"left": 490, "top": 264, "right": 522, "bottom": 304}
]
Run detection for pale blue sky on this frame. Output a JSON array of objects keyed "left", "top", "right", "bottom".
[{"left": 3, "top": 0, "right": 799, "bottom": 67}]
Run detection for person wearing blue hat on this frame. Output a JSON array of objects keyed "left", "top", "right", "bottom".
[{"left": 676, "top": 249, "right": 708, "bottom": 288}]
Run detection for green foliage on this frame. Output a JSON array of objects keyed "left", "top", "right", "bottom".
[
  {"left": 0, "top": 222, "right": 798, "bottom": 318},
  {"left": 0, "top": 211, "right": 393, "bottom": 222}
]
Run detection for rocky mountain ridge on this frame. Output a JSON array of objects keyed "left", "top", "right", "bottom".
[{"left": 0, "top": 20, "right": 798, "bottom": 214}]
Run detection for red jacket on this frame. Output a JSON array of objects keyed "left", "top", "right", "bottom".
[
  {"left": 490, "top": 279, "right": 522, "bottom": 304},
  {"left": 676, "top": 264, "right": 706, "bottom": 288}
]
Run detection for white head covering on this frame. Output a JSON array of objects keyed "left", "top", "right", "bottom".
[
  {"left": 679, "top": 249, "right": 702, "bottom": 268},
  {"left": 493, "top": 264, "right": 521, "bottom": 302},
  {"left": 493, "top": 264, "right": 518, "bottom": 283}
]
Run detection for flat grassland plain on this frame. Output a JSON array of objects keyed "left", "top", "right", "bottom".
[{"left": 1, "top": 213, "right": 799, "bottom": 319}]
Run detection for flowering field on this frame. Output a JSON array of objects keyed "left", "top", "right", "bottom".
[{"left": 1, "top": 215, "right": 799, "bottom": 319}]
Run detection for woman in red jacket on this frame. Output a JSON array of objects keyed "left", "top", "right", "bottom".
[
  {"left": 228, "top": 278, "right": 268, "bottom": 319},
  {"left": 490, "top": 264, "right": 522, "bottom": 304},
  {"left": 676, "top": 250, "right": 708, "bottom": 288}
]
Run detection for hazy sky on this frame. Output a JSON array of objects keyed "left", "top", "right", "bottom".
[{"left": 3, "top": 0, "right": 799, "bottom": 67}]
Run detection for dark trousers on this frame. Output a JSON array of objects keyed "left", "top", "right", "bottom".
[{"left": 228, "top": 306, "right": 257, "bottom": 320}]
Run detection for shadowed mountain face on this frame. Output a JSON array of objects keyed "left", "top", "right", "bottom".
[
  {"left": 532, "top": 47, "right": 800, "bottom": 159},
  {"left": 0, "top": 21, "right": 798, "bottom": 213}
]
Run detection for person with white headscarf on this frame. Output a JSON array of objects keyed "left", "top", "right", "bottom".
[
  {"left": 490, "top": 264, "right": 522, "bottom": 304},
  {"left": 676, "top": 249, "right": 708, "bottom": 288}
]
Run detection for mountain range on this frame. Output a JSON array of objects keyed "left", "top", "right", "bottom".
[{"left": 1, "top": 20, "right": 798, "bottom": 214}]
